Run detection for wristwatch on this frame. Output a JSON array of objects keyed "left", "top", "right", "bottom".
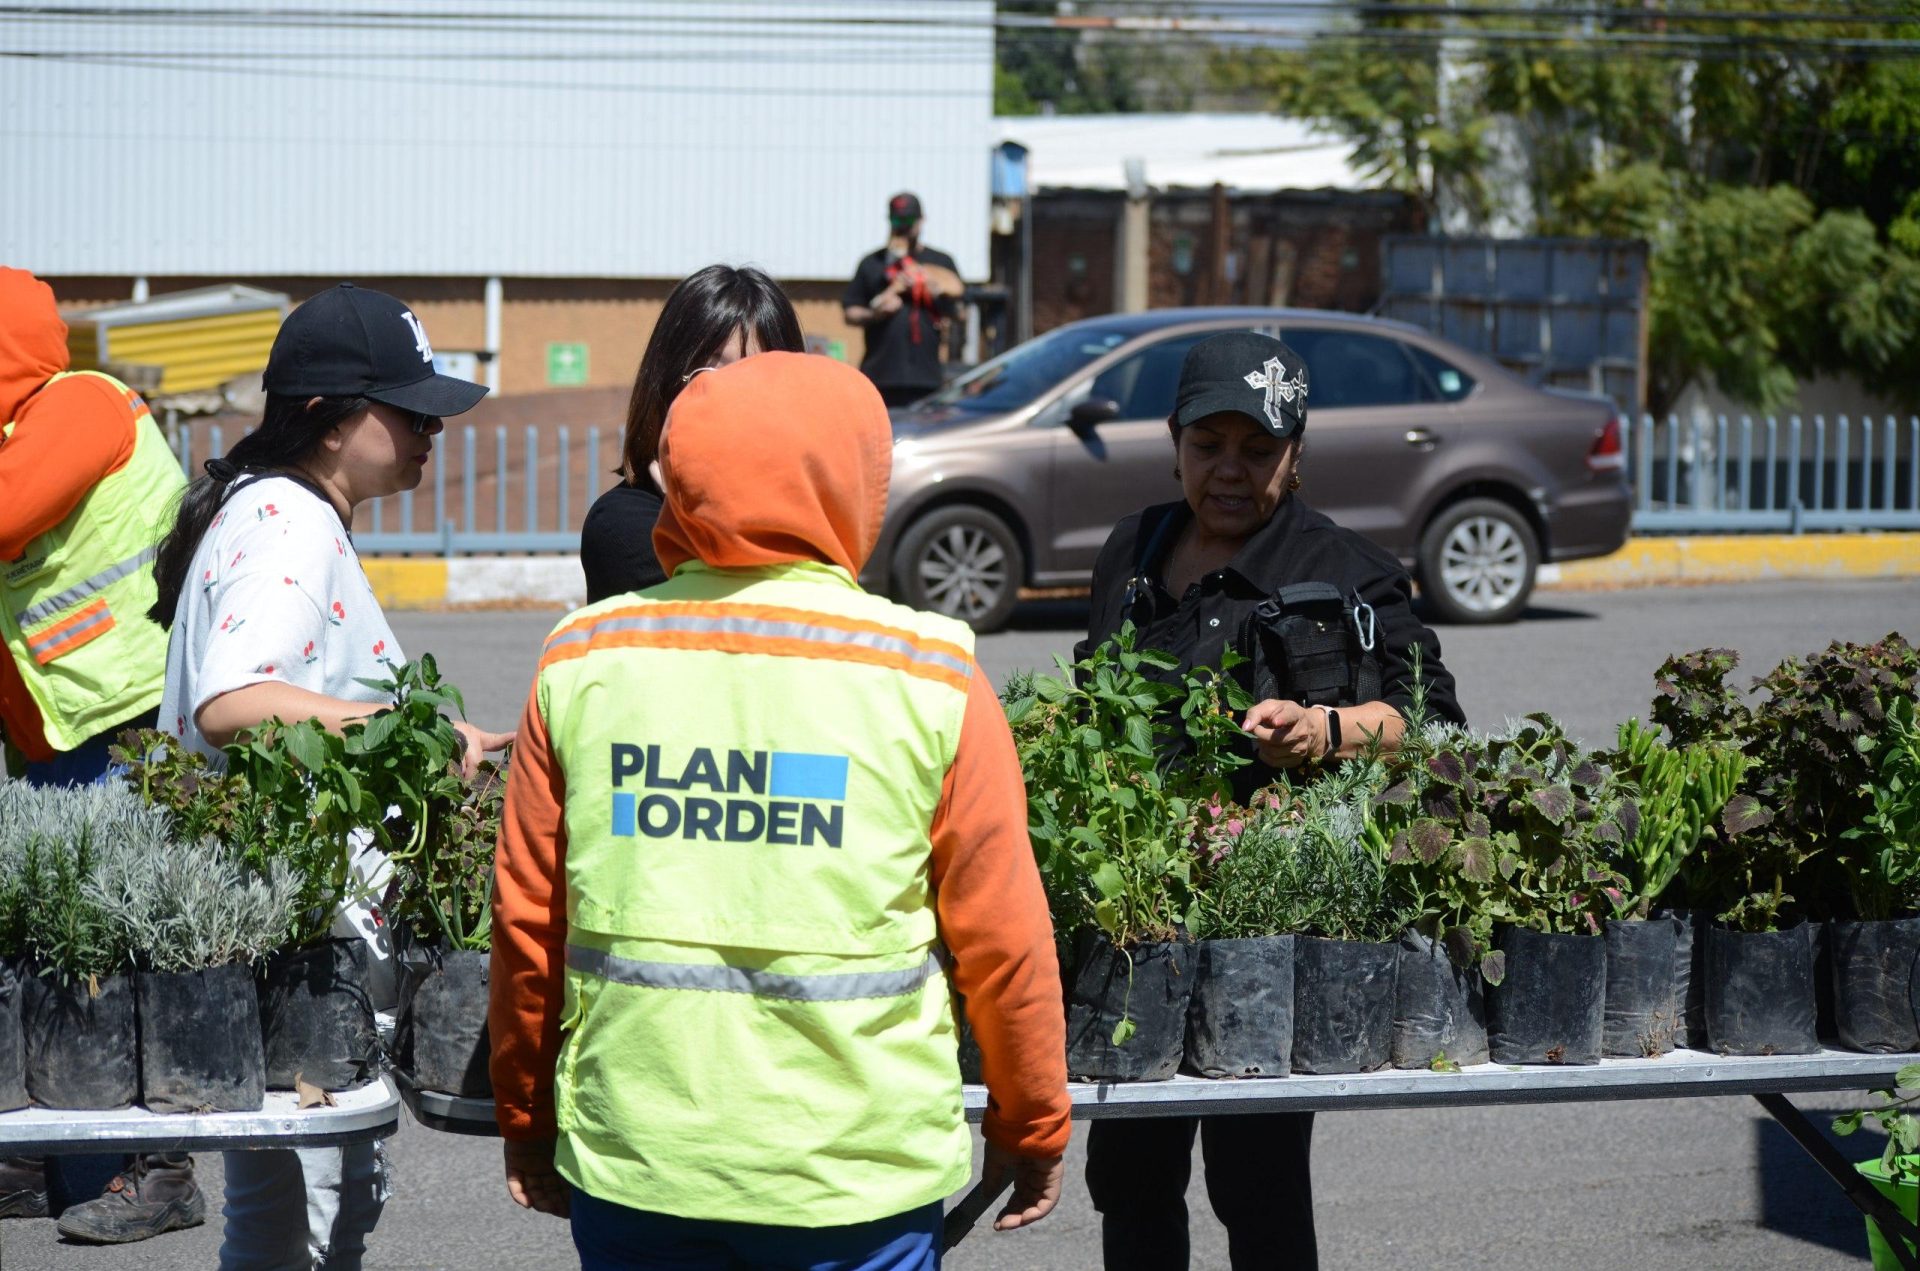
[{"left": 1315, "top": 704, "right": 1342, "bottom": 760}]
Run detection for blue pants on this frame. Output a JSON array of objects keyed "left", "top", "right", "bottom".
[{"left": 570, "top": 1190, "right": 942, "bottom": 1271}]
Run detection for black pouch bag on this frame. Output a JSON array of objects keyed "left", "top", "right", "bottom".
[{"left": 1240, "top": 583, "right": 1383, "bottom": 708}]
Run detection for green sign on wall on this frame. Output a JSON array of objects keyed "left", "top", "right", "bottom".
[{"left": 546, "top": 342, "right": 589, "bottom": 387}]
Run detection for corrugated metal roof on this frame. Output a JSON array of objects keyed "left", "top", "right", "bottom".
[
  {"left": 5, "top": 1, "right": 993, "bottom": 280},
  {"left": 991, "top": 113, "right": 1365, "bottom": 194}
]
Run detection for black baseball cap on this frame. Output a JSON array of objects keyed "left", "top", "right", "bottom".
[
  {"left": 1173, "top": 331, "right": 1310, "bottom": 438},
  {"left": 262, "top": 283, "right": 488, "bottom": 418},
  {"left": 888, "top": 191, "right": 923, "bottom": 229}
]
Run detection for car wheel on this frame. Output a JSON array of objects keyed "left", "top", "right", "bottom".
[
  {"left": 892, "top": 506, "right": 1025, "bottom": 633},
  {"left": 1418, "top": 497, "right": 1539, "bottom": 625}
]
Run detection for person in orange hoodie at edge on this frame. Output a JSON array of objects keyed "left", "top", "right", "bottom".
[
  {"left": 0, "top": 268, "right": 208, "bottom": 1243},
  {"left": 489, "top": 350, "right": 1069, "bottom": 1269}
]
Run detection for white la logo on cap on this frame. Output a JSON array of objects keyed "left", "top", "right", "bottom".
[
  {"left": 400, "top": 310, "right": 434, "bottom": 364},
  {"left": 1243, "top": 356, "right": 1307, "bottom": 429}
]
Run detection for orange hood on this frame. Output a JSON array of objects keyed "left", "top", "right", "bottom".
[
  {"left": 653, "top": 352, "right": 892, "bottom": 578},
  {"left": 0, "top": 269, "right": 69, "bottom": 425}
]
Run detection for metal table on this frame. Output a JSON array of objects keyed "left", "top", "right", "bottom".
[
  {"left": 0, "top": 1075, "right": 402, "bottom": 1154},
  {"left": 397, "top": 1052, "right": 1920, "bottom": 1264}
]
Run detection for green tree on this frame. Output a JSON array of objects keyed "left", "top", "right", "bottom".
[
  {"left": 1218, "top": 0, "right": 1920, "bottom": 414},
  {"left": 995, "top": 2, "right": 1205, "bottom": 115}
]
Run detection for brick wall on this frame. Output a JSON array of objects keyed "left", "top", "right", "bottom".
[
  {"left": 1021, "top": 188, "right": 1424, "bottom": 332},
  {"left": 44, "top": 274, "right": 867, "bottom": 398}
]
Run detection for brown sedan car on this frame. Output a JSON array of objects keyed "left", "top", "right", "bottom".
[{"left": 862, "top": 307, "right": 1630, "bottom": 631}]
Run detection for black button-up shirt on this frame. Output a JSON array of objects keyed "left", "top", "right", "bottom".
[{"left": 1076, "top": 494, "right": 1466, "bottom": 798}]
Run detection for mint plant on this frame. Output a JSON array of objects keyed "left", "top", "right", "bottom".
[
  {"left": 1005, "top": 623, "right": 1251, "bottom": 949},
  {"left": 1843, "top": 694, "right": 1920, "bottom": 922},
  {"left": 1836, "top": 1068, "right": 1920, "bottom": 1185}
]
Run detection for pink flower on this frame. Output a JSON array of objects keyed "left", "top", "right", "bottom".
[{"left": 1225, "top": 818, "right": 1245, "bottom": 837}]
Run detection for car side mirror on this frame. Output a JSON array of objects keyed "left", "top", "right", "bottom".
[{"left": 1068, "top": 397, "right": 1120, "bottom": 435}]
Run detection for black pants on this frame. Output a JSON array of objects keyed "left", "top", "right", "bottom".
[{"left": 1085, "top": 1113, "right": 1316, "bottom": 1271}]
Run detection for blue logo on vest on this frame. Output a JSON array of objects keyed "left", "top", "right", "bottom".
[{"left": 608, "top": 744, "right": 847, "bottom": 848}]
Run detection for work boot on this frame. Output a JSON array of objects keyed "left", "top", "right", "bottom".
[
  {"left": 55, "top": 1153, "right": 205, "bottom": 1244},
  {"left": 0, "top": 1156, "right": 47, "bottom": 1219}
]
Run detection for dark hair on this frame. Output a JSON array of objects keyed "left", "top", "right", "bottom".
[
  {"left": 148, "top": 394, "right": 368, "bottom": 628},
  {"left": 619, "top": 265, "right": 805, "bottom": 483}
]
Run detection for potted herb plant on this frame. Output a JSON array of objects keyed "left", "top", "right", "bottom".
[
  {"left": 1834, "top": 692, "right": 1920, "bottom": 1054},
  {"left": 1599, "top": 717, "right": 1746, "bottom": 1057},
  {"left": 1364, "top": 717, "right": 1497, "bottom": 1072},
  {"left": 0, "top": 780, "right": 40, "bottom": 1111},
  {"left": 1186, "top": 789, "right": 1303, "bottom": 1079},
  {"left": 1007, "top": 626, "right": 1249, "bottom": 1082},
  {"left": 118, "top": 722, "right": 383, "bottom": 1090},
  {"left": 90, "top": 830, "right": 301, "bottom": 1114},
  {"left": 1657, "top": 639, "right": 1920, "bottom": 1056},
  {"left": 1380, "top": 715, "right": 1633, "bottom": 1067},
  {"left": 1279, "top": 766, "right": 1410, "bottom": 1076},
  {"left": 371, "top": 658, "right": 508, "bottom": 1099},
  {"left": 8, "top": 784, "right": 143, "bottom": 1109}
]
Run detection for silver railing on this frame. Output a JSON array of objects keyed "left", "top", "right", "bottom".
[{"left": 174, "top": 412, "right": 1920, "bottom": 554}]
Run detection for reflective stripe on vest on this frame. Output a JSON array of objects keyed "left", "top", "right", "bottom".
[
  {"left": 16, "top": 546, "right": 158, "bottom": 630},
  {"left": 567, "top": 943, "right": 940, "bottom": 1002},
  {"left": 543, "top": 609, "right": 973, "bottom": 686},
  {"left": 26, "top": 599, "right": 115, "bottom": 665}
]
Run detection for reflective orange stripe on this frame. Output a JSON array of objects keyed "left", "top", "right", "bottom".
[
  {"left": 27, "top": 599, "right": 116, "bottom": 665},
  {"left": 539, "top": 601, "right": 972, "bottom": 693}
]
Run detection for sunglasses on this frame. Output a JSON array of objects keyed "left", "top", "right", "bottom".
[{"left": 395, "top": 408, "right": 440, "bottom": 435}]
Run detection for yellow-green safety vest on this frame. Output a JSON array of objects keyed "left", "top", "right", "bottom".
[
  {"left": 1, "top": 371, "right": 183, "bottom": 752},
  {"left": 536, "top": 559, "right": 977, "bottom": 1228}
]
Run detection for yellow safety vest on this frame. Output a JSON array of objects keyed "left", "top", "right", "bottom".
[
  {"left": 0, "top": 371, "right": 183, "bottom": 752},
  {"left": 536, "top": 559, "right": 976, "bottom": 1227}
]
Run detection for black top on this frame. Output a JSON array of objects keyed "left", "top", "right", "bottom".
[
  {"left": 1076, "top": 494, "right": 1466, "bottom": 799},
  {"left": 841, "top": 245, "right": 960, "bottom": 392},
  {"left": 580, "top": 479, "right": 667, "bottom": 604}
]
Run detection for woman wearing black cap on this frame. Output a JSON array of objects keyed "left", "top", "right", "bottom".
[
  {"left": 1075, "top": 330, "right": 1466, "bottom": 1270},
  {"left": 149, "top": 284, "right": 514, "bottom": 1269}
]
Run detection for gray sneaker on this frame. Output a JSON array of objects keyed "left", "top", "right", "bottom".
[
  {"left": 0, "top": 1156, "right": 47, "bottom": 1219},
  {"left": 55, "top": 1154, "right": 205, "bottom": 1244}
]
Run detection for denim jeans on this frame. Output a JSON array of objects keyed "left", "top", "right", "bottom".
[
  {"left": 570, "top": 1189, "right": 943, "bottom": 1271},
  {"left": 218, "top": 1142, "right": 389, "bottom": 1270}
]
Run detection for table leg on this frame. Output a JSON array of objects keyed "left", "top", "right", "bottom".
[
  {"left": 1752, "top": 1092, "right": 1920, "bottom": 1271},
  {"left": 942, "top": 1174, "right": 1014, "bottom": 1252}
]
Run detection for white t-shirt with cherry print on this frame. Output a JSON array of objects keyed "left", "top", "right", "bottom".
[{"left": 158, "top": 473, "right": 405, "bottom": 766}]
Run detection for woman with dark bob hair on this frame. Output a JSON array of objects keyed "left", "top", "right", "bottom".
[{"left": 579, "top": 264, "right": 805, "bottom": 602}]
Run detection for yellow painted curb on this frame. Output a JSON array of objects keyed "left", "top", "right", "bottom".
[
  {"left": 361, "top": 559, "right": 448, "bottom": 609},
  {"left": 1546, "top": 534, "right": 1920, "bottom": 589}
]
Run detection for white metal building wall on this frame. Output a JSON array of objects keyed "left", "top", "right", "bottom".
[{"left": 1, "top": 1, "right": 993, "bottom": 280}]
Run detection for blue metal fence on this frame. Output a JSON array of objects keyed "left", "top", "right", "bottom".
[
  {"left": 175, "top": 412, "right": 1920, "bottom": 553},
  {"left": 1627, "top": 413, "right": 1920, "bottom": 533}
]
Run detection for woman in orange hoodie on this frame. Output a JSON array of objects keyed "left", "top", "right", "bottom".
[{"left": 490, "top": 352, "right": 1069, "bottom": 1268}]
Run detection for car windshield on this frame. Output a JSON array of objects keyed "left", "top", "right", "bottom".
[{"left": 919, "top": 325, "right": 1134, "bottom": 413}]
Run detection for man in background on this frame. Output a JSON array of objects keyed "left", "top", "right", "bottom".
[{"left": 842, "top": 192, "right": 966, "bottom": 407}]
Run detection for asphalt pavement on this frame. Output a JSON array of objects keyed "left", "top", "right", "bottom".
[{"left": 6, "top": 577, "right": 1913, "bottom": 1269}]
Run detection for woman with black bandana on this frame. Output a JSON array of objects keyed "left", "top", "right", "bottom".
[{"left": 1075, "top": 330, "right": 1466, "bottom": 1269}]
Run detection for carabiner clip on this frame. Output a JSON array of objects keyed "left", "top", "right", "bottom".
[{"left": 1352, "top": 597, "right": 1376, "bottom": 652}]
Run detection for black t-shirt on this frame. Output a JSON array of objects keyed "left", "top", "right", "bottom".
[
  {"left": 1077, "top": 494, "right": 1466, "bottom": 800},
  {"left": 579, "top": 479, "right": 667, "bottom": 604},
  {"left": 841, "top": 245, "right": 960, "bottom": 392}
]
